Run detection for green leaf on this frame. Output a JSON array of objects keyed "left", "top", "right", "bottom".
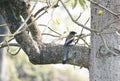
[
  {"left": 65, "top": 0, "right": 71, "bottom": 3},
  {"left": 72, "top": 0, "right": 78, "bottom": 9},
  {"left": 79, "top": 0, "right": 86, "bottom": 9}
]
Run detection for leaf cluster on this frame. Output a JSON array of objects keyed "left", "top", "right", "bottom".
[{"left": 65, "top": 0, "right": 87, "bottom": 9}]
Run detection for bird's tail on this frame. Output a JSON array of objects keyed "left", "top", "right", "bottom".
[{"left": 62, "top": 46, "right": 69, "bottom": 64}]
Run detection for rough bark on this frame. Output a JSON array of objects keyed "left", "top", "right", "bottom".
[
  {"left": 90, "top": 0, "right": 120, "bottom": 81},
  {"left": 0, "top": 0, "right": 90, "bottom": 68}
]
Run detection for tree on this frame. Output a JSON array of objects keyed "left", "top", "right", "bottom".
[
  {"left": 90, "top": 0, "right": 120, "bottom": 81},
  {"left": 0, "top": 15, "right": 7, "bottom": 81},
  {"left": 0, "top": 0, "right": 120, "bottom": 81}
]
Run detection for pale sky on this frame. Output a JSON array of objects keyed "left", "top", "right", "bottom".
[{"left": 30, "top": 1, "right": 90, "bottom": 45}]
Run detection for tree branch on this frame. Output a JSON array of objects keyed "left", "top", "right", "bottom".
[
  {"left": 59, "top": 0, "right": 98, "bottom": 32},
  {"left": 0, "top": 0, "right": 90, "bottom": 69},
  {"left": 31, "top": 44, "right": 90, "bottom": 68}
]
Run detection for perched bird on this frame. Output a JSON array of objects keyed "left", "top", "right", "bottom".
[{"left": 62, "top": 31, "right": 76, "bottom": 64}]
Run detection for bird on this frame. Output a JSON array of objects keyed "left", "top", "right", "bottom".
[{"left": 62, "top": 31, "right": 76, "bottom": 64}]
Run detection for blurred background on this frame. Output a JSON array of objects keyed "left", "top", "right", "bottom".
[{"left": 6, "top": 52, "right": 89, "bottom": 81}]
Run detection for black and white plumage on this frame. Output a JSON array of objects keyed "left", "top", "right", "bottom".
[
  {"left": 64, "top": 31, "right": 76, "bottom": 46},
  {"left": 64, "top": 37, "right": 74, "bottom": 46},
  {"left": 62, "top": 31, "right": 76, "bottom": 64}
]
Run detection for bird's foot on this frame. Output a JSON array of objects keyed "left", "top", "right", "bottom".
[{"left": 62, "top": 60, "right": 67, "bottom": 64}]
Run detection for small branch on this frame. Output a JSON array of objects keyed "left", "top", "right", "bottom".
[
  {"left": 0, "top": 24, "right": 8, "bottom": 27},
  {"left": 99, "top": 34, "right": 119, "bottom": 55},
  {"left": 59, "top": 0, "right": 98, "bottom": 32},
  {"left": 80, "top": 18, "right": 90, "bottom": 34},
  {"left": 39, "top": 24, "right": 62, "bottom": 36},
  {"left": 0, "top": 34, "right": 12, "bottom": 37},
  {"left": 42, "top": 33, "right": 60, "bottom": 37},
  {"left": 100, "top": 19, "right": 120, "bottom": 32},
  {"left": 11, "top": 47, "right": 21, "bottom": 56},
  {"left": 81, "top": 38, "right": 90, "bottom": 47},
  {"left": 75, "top": 18, "right": 90, "bottom": 45},
  {"left": 0, "top": 43, "right": 20, "bottom": 48},
  {"left": 7, "top": 45, "right": 21, "bottom": 56},
  {"left": 75, "top": 12, "right": 82, "bottom": 21},
  {"left": 34, "top": 6, "right": 49, "bottom": 17},
  {"left": 7, "top": 1, "right": 59, "bottom": 38}
]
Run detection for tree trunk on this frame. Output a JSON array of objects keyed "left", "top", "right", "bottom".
[
  {"left": 0, "top": 15, "right": 7, "bottom": 81},
  {"left": 90, "top": 0, "right": 120, "bottom": 81}
]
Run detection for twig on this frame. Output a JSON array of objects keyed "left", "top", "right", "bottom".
[
  {"left": 81, "top": 38, "right": 90, "bottom": 47},
  {"left": 100, "top": 34, "right": 119, "bottom": 55},
  {"left": 10, "top": 47, "right": 21, "bottom": 56},
  {"left": 42, "top": 33, "right": 60, "bottom": 37},
  {"left": 59, "top": 0, "right": 98, "bottom": 32},
  {"left": 80, "top": 18, "right": 90, "bottom": 34},
  {"left": 0, "top": 39, "right": 20, "bottom": 55},
  {"left": 0, "top": 24, "right": 8, "bottom": 27},
  {"left": 75, "top": 18, "right": 90, "bottom": 45},
  {"left": 0, "top": 37, "right": 15, "bottom": 49},
  {"left": 75, "top": 12, "right": 82, "bottom": 21},
  {"left": 8, "top": 0, "right": 59, "bottom": 37},
  {"left": 0, "top": 43, "right": 20, "bottom": 48},
  {"left": 34, "top": 6, "right": 49, "bottom": 17},
  {"left": 100, "top": 19, "right": 120, "bottom": 32},
  {"left": 39, "top": 24, "right": 62, "bottom": 36},
  {"left": 7, "top": 45, "right": 21, "bottom": 56},
  {"left": 0, "top": 34, "right": 12, "bottom": 37}
]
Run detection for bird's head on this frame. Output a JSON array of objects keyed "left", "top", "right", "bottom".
[{"left": 69, "top": 31, "right": 77, "bottom": 35}]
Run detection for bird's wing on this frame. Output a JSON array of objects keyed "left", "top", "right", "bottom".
[{"left": 64, "top": 37, "right": 74, "bottom": 46}]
